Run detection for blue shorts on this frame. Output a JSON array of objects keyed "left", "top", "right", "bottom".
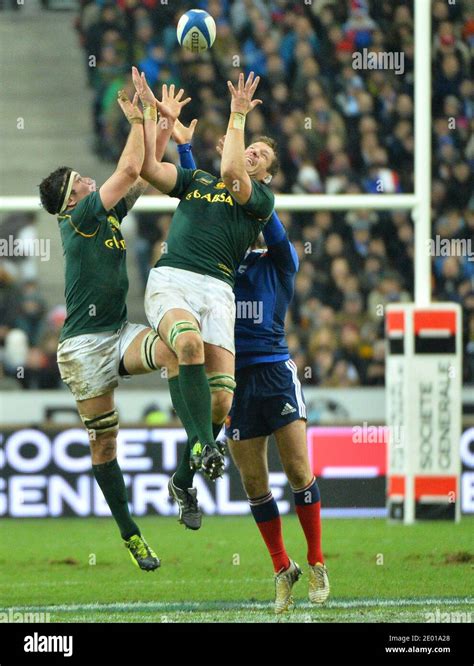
[{"left": 224, "top": 359, "right": 307, "bottom": 441}]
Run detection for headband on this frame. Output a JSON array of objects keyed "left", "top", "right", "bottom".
[{"left": 58, "top": 170, "right": 79, "bottom": 214}]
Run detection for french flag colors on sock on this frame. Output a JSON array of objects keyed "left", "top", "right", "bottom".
[
  {"left": 293, "top": 477, "right": 324, "bottom": 566},
  {"left": 249, "top": 491, "right": 290, "bottom": 573}
]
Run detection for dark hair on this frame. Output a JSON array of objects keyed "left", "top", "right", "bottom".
[
  {"left": 253, "top": 135, "right": 280, "bottom": 176},
  {"left": 38, "top": 166, "right": 73, "bottom": 215}
]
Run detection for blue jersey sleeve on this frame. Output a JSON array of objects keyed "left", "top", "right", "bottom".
[
  {"left": 263, "top": 211, "right": 286, "bottom": 246},
  {"left": 265, "top": 212, "right": 299, "bottom": 274},
  {"left": 177, "top": 143, "right": 197, "bottom": 170}
]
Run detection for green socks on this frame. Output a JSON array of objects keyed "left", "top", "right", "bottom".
[
  {"left": 168, "top": 375, "right": 198, "bottom": 444},
  {"left": 168, "top": 370, "right": 226, "bottom": 491},
  {"left": 169, "top": 373, "right": 199, "bottom": 490},
  {"left": 92, "top": 458, "right": 139, "bottom": 540},
  {"left": 173, "top": 440, "right": 195, "bottom": 490},
  {"left": 178, "top": 364, "right": 214, "bottom": 447},
  {"left": 174, "top": 423, "right": 225, "bottom": 490}
]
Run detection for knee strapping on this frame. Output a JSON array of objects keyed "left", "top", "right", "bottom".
[
  {"left": 141, "top": 330, "right": 160, "bottom": 372},
  {"left": 207, "top": 372, "right": 236, "bottom": 394},
  {"left": 82, "top": 409, "right": 119, "bottom": 438},
  {"left": 168, "top": 320, "right": 201, "bottom": 351}
]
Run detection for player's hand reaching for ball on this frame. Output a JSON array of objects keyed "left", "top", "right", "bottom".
[
  {"left": 117, "top": 90, "right": 143, "bottom": 125},
  {"left": 132, "top": 66, "right": 157, "bottom": 108},
  {"left": 172, "top": 118, "right": 198, "bottom": 145},
  {"left": 227, "top": 72, "right": 262, "bottom": 116},
  {"left": 156, "top": 83, "right": 192, "bottom": 123}
]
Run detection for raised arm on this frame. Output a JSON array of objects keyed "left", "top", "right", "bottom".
[
  {"left": 172, "top": 118, "right": 198, "bottom": 170},
  {"left": 221, "top": 71, "right": 262, "bottom": 205},
  {"left": 132, "top": 67, "right": 191, "bottom": 195},
  {"left": 99, "top": 91, "right": 145, "bottom": 211},
  {"left": 264, "top": 212, "right": 299, "bottom": 275}
]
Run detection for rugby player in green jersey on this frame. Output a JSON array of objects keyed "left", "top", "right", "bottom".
[
  {"left": 132, "top": 68, "right": 276, "bottom": 528},
  {"left": 38, "top": 86, "right": 190, "bottom": 571}
]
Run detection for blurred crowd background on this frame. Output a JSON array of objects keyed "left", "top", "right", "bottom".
[{"left": 0, "top": 0, "right": 473, "bottom": 390}]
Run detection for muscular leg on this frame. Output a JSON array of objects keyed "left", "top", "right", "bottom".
[
  {"left": 121, "top": 328, "right": 175, "bottom": 376},
  {"left": 228, "top": 436, "right": 269, "bottom": 497},
  {"left": 171, "top": 343, "right": 235, "bottom": 491},
  {"left": 77, "top": 390, "right": 140, "bottom": 540},
  {"left": 119, "top": 324, "right": 199, "bottom": 487},
  {"left": 228, "top": 436, "right": 290, "bottom": 573},
  {"left": 158, "top": 309, "right": 215, "bottom": 454},
  {"left": 204, "top": 342, "right": 235, "bottom": 435},
  {"left": 274, "top": 419, "right": 313, "bottom": 489},
  {"left": 274, "top": 419, "right": 324, "bottom": 565}
]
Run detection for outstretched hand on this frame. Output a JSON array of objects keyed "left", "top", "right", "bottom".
[
  {"left": 132, "top": 66, "right": 156, "bottom": 107},
  {"left": 172, "top": 117, "right": 198, "bottom": 145},
  {"left": 156, "top": 83, "right": 192, "bottom": 122},
  {"left": 227, "top": 71, "right": 262, "bottom": 115},
  {"left": 132, "top": 66, "right": 192, "bottom": 125},
  {"left": 117, "top": 90, "right": 143, "bottom": 124}
]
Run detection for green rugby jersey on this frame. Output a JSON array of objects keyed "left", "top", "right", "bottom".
[
  {"left": 57, "top": 191, "right": 129, "bottom": 342},
  {"left": 156, "top": 167, "right": 275, "bottom": 287}
]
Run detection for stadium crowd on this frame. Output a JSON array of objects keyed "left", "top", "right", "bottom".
[
  {"left": 0, "top": 214, "right": 64, "bottom": 390},
  {"left": 0, "top": 0, "right": 473, "bottom": 388}
]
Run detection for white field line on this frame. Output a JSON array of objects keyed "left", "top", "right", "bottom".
[
  {"left": 2, "top": 597, "right": 472, "bottom": 614},
  {"left": 58, "top": 610, "right": 441, "bottom": 623},
  {"left": 0, "top": 578, "right": 271, "bottom": 589}
]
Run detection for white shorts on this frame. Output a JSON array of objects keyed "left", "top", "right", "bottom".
[
  {"left": 145, "top": 266, "right": 236, "bottom": 354},
  {"left": 57, "top": 322, "right": 147, "bottom": 401}
]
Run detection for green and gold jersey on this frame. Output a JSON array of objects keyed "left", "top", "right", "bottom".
[
  {"left": 57, "top": 191, "right": 129, "bottom": 342},
  {"left": 156, "top": 167, "right": 275, "bottom": 287}
]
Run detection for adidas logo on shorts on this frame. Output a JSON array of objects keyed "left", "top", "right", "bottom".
[{"left": 281, "top": 402, "right": 297, "bottom": 416}]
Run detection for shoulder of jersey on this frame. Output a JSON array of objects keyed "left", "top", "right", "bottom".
[{"left": 192, "top": 170, "right": 216, "bottom": 186}]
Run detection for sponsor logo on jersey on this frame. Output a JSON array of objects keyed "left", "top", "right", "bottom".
[
  {"left": 215, "top": 181, "right": 226, "bottom": 189},
  {"left": 185, "top": 189, "right": 234, "bottom": 206},
  {"left": 107, "top": 215, "right": 120, "bottom": 230},
  {"left": 281, "top": 402, "right": 296, "bottom": 416},
  {"left": 194, "top": 170, "right": 214, "bottom": 185},
  {"left": 105, "top": 236, "right": 126, "bottom": 250}
]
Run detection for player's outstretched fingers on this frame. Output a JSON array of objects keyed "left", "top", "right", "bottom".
[
  {"left": 132, "top": 66, "right": 141, "bottom": 89},
  {"left": 245, "top": 71, "right": 255, "bottom": 89},
  {"left": 249, "top": 76, "right": 260, "bottom": 96}
]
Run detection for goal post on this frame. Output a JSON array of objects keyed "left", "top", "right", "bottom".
[{"left": 0, "top": 193, "right": 418, "bottom": 213}]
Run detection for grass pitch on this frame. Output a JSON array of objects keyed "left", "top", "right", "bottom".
[{"left": 0, "top": 516, "right": 472, "bottom": 623}]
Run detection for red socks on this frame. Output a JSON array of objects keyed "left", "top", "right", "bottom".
[
  {"left": 293, "top": 478, "right": 324, "bottom": 565},
  {"left": 248, "top": 491, "right": 290, "bottom": 573},
  {"left": 248, "top": 479, "right": 325, "bottom": 571}
]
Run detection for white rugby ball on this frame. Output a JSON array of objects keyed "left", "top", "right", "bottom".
[{"left": 177, "top": 9, "right": 216, "bottom": 53}]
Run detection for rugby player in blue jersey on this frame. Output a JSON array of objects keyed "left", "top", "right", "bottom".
[{"left": 169, "top": 121, "right": 329, "bottom": 614}]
